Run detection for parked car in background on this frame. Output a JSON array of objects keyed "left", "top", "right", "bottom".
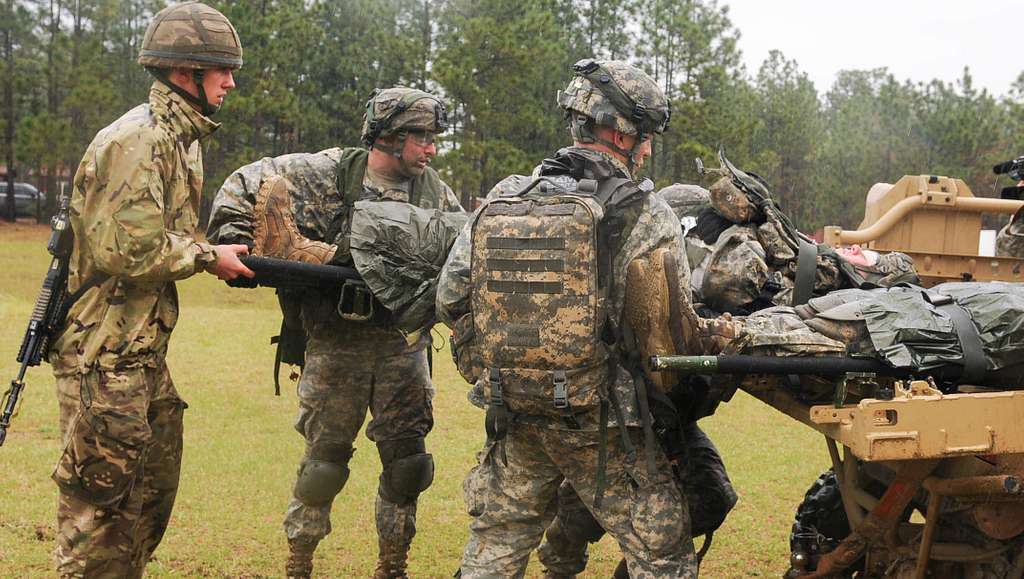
[{"left": 0, "top": 182, "right": 45, "bottom": 218}]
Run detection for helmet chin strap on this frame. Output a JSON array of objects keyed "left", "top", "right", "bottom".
[
  {"left": 191, "top": 69, "right": 220, "bottom": 116},
  {"left": 570, "top": 115, "right": 641, "bottom": 175},
  {"left": 371, "top": 130, "right": 407, "bottom": 159},
  {"left": 145, "top": 67, "right": 219, "bottom": 117}
]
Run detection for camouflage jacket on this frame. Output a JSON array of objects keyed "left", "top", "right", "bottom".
[
  {"left": 50, "top": 81, "right": 220, "bottom": 376},
  {"left": 689, "top": 155, "right": 918, "bottom": 314},
  {"left": 206, "top": 146, "right": 461, "bottom": 352},
  {"left": 437, "top": 147, "right": 690, "bottom": 428},
  {"left": 206, "top": 147, "right": 461, "bottom": 260}
]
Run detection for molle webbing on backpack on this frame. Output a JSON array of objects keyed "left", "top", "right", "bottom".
[{"left": 470, "top": 193, "right": 611, "bottom": 417}]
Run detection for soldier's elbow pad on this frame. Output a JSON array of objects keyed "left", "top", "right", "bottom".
[
  {"left": 294, "top": 459, "right": 350, "bottom": 507},
  {"left": 379, "top": 452, "right": 435, "bottom": 506}
]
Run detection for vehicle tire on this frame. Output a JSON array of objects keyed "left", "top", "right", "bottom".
[{"left": 789, "top": 469, "right": 862, "bottom": 576}]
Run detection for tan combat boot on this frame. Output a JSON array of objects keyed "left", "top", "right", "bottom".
[
  {"left": 626, "top": 247, "right": 687, "bottom": 392},
  {"left": 286, "top": 537, "right": 317, "bottom": 579},
  {"left": 709, "top": 175, "right": 759, "bottom": 224},
  {"left": 372, "top": 540, "right": 410, "bottom": 579},
  {"left": 252, "top": 175, "right": 338, "bottom": 264},
  {"left": 625, "top": 247, "right": 746, "bottom": 373}
]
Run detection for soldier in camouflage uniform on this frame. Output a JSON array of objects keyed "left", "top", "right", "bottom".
[
  {"left": 665, "top": 280, "right": 1024, "bottom": 387},
  {"left": 439, "top": 59, "right": 711, "bottom": 579},
  {"left": 206, "top": 87, "right": 462, "bottom": 579},
  {"left": 47, "top": 3, "right": 251, "bottom": 578},
  {"left": 453, "top": 183, "right": 734, "bottom": 578},
  {"left": 688, "top": 154, "right": 919, "bottom": 315},
  {"left": 996, "top": 206, "right": 1024, "bottom": 258}
]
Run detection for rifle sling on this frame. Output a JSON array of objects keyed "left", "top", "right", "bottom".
[{"left": 55, "top": 271, "right": 110, "bottom": 333}]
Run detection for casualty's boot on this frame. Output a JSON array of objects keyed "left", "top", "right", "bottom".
[
  {"left": 627, "top": 247, "right": 747, "bottom": 363},
  {"left": 372, "top": 539, "right": 410, "bottom": 579},
  {"left": 252, "top": 174, "right": 338, "bottom": 264},
  {"left": 625, "top": 247, "right": 687, "bottom": 392},
  {"left": 286, "top": 537, "right": 317, "bottom": 579},
  {"left": 709, "top": 175, "right": 759, "bottom": 224}
]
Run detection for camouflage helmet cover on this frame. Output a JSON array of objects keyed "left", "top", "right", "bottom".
[
  {"left": 361, "top": 87, "right": 449, "bottom": 147},
  {"left": 138, "top": 2, "right": 243, "bottom": 70},
  {"left": 557, "top": 59, "right": 670, "bottom": 136}
]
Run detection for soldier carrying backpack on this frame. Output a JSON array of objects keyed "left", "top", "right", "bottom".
[{"left": 438, "top": 59, "right": 728, "bottom": 579}]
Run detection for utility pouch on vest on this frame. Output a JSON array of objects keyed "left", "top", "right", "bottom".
[
  {"left": 451, "top": 312, "right": 482, "bottom": 383},
  {"left": 337, "top": 279, "right": 375, "bottom": 321},
  {"left": 470, "top": 193, "right": 611, "bottom": 417}
]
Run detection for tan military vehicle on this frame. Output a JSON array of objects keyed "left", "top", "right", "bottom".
[
  {"left": 664, "top": 175, "right": 1024, "bottom": 578},
  {"left": 825, "top": 174, "right": 1023, "bottom": 286}
]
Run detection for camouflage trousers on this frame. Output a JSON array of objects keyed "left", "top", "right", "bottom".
[
  {"left": 282, "top": 323, "right": 434, "bottom": 549},
  {"left": 52, "top": 362, "right": 186, "bottom": 579},
  {"left": 538, "top": 423, "right": 737, "bottom": 576},
  {"left": 459, "top": 417, "right": 698, "bottom": 579}
]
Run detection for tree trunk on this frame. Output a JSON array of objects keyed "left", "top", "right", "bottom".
[
  {"left": 65, "top": 0, "right": 84, "bottom": 190},
  {"left": 45, "top": 0, "right": 63, "bottom": 220},
  {"left": 4, "top": 0, "right": 16, "bottom": 223},
  {"left": 419, "top": 0, "right": 430, "bottom": 90}
]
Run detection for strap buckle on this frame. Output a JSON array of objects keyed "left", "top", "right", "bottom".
[
  {"left": 923, "top": 292, "right": 953, "bottom": 306},
  {"left": 552, "top": 370, "right": 569, "bottom": 409},
  {"left": 488, "top": 368, "right": 504, "bottom": 407},
  {"left": 337, "top": 279, "right": 374, "bottom": 321}
]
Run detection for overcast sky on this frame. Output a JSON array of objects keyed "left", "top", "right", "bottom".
[{"left": 723, "top": 0, "right": 1020, "bottom": 97}]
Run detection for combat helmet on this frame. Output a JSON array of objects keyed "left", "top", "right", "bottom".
[
  {"left": 138, "top": 1, "right": 243, "bottom": 116},
  {"left": 361, "top": 87, "right": 449, "bottom": 157},
  {"left": 557, "top": 59, "right": 670, "bottom": 172}
]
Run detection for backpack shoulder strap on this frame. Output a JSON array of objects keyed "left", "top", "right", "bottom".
[{"left": 336, "top": 147, "right": 370, "bottom": 209}]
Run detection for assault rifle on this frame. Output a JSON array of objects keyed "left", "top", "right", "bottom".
[{"left": 2, "top": 196, "right": 75, "bottom": 446}]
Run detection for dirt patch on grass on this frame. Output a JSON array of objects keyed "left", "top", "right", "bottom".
[{"left": 0, "top": 222, "right": 49, "bottom": 241}]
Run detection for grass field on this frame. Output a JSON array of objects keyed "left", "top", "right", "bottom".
[{"left": 0, "top": 224, "right": 830, "bottom": 578}]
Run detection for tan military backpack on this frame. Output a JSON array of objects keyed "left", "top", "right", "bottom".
[{"left": 468, "top": 177, "right": 641, "bottom": 418}]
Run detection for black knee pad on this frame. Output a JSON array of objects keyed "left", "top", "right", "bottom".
[
  {"left": 377, "top": 438, "right": 434, "bottom": 506},
  {"left": 294, "top": 441, "right": 353, "bottom": 507}
]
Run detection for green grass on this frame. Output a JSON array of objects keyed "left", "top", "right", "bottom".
[{"left": 0, "top": 224, "right": 830, "bottom": 578}]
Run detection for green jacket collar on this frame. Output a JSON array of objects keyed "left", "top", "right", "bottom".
[{"left": 149, "top": 80, "right": 220, "bottom": 144}]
